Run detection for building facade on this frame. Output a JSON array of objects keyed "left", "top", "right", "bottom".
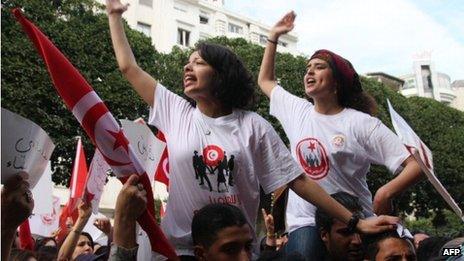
[
  {"left": 450, "top": 80, "right": 464, "bottom": 111},
  {"left": 99, "top": 0, "right": 298, "bottom": 54},
  {"left": 366, "top": 72, "right": 404, "bottom": 92},
  {"left": 398, "top": 55, "right": 456, "bottom": 105}
]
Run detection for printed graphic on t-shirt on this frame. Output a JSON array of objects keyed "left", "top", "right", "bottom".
[
  {"left": 296, "top": 137, "right": 329, "bottom": 180},
  {"left": 192, "top": 145, "right": 235, "bottom": 193},
  {"left": 331, "top": 134, "right": 346, "bottom": 150}
]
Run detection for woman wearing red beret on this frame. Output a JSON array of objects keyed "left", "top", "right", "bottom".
[{"left": 258, "top": 11, "right": 423, "bottom": 259}]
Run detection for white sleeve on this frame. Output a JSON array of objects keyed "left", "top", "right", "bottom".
[
  {"left": 362, "top": 118, "right": 411, "bottom": 174},
  {"left": 255, "top": 122, "right": 303, "bottom": 194},
  {"left": 148, "top": 83, "right": 192, "bottom": 134},
  {"left": 269, "top": 85, "right": 312, "bottom": 140}
]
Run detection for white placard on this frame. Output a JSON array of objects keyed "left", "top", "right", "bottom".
[
  {"left": 31, "top": 161, "right": 54, "bottom": 214},
  {"left": 1, "top": 108, "right": 55, "bottom": 188},
  {"left": 29, "top": 196, "right": 60, "bottom": 237},
  {"left": 120, "top": 119, "right": 165, "bottom": 182},
  {"left": 387, "top": 99, "right": 463, "bottom": 221},
  {"left": 85, "top": 149, "right": 111, "bottom": 214}
]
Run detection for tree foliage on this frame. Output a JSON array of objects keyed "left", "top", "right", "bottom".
[{"left": 2, "top": 0, "right": 463, "bottom": 224}]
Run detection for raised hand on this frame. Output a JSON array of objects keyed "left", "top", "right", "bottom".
[
  {"left": 115, "top": 174, "right": 147, "bottom": 220},
  {"left": 77, "top": 201, "right": 92, "bottom": 221},
  {"left": 1, "top": 174, "right": 34, "bottom": 228},
  {"left": 94, "top": 217, "right": 112, "bottom": 235},
  {"left": 270, "top": 11, "right": 296, "bottom": 39},
  {"left": 261, "top": 208, "right": 276, "bottom": 246},
  {"left": 106, "top": 0, "right": 129, "bottom": 15}
]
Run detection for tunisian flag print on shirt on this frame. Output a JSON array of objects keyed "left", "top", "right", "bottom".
[{"left": 13, "top": 9, "right": 177, "bottom": 260}]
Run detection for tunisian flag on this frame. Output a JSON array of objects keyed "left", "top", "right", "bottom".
[
  {"left": 13, "top": 10, "right": 177, "bottom": 259},
  {"left": 154, "top": 131, "right": 170, "bottom": 188},
  {"left": 57, "top": 137, "right": 88, "bottom": 242}
]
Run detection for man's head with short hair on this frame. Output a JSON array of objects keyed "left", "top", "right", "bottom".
[
  {"left": 316, "top": 191, "right": 364, "bottom": 261},
  {"left": 364, "top": 231, "right": 416, "bottom": 261},
  {"left": 192, "top": 203, "right": 253, "bottom": 261}
]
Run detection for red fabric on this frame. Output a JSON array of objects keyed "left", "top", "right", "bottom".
[
  {"left": 18, "top": 219, "right": 35, "bottom": 250},
  {"left": 154, "top": 130, "right": 169, "bottom": 187},
  {"left": 154, "top": 147, "right": 170, "bottom": 188},
  {"left": 69, "top": 138, "right": 88, "bottom": 209},
  {"left": 310, "top": 49, "right": 361, "bottom": 92},
  {"left": 155, "top": 130, "right": 166, "bottom": 142},
  {"left": 13, "top": 9, "right": 177, "bottom": 260}
]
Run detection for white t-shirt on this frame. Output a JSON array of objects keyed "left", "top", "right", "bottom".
[
  {"left": 270, "top": 85, "right": 410, "bottom": 233},
  {"left": 149, "top": 83, "right": 302, "bottom": 256}
]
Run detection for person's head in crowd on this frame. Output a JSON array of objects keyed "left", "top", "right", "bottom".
[
  {"left": 35, "top": 236, "right": 57, "bottom": 251},
  {"left": 315, "top": 191, "right": 364, "bottom": 261},
  {"left": 305, "top": 49, "right": 377, "bottom": 115},
  {"left": 9, "top": 248, "right": 38, "bottom": 261},
  {"left": 411, "top": 230, "right": 430, "bottom": 249},
  {"left": 364, "top": 230, "right": 416, "bottom": 261},
  {"left": 72, "top": 232, "right": 94, "bottom": 260},
  {"left": 184, "top": 42, "right": 257, "bottom": 110},
  {"left": 416, "top": 236, "right": 451, "bottom": 261},
  {"left": 192, "top": 203, "right": 253, "bottom": 261},
  {"left": 36, "top": 246, "right": 58, "bottom": 261}
]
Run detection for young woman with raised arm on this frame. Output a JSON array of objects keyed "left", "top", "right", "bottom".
[
  {"left": 258, "top": 11, "right": 422, "bottom": 259},
  {"left": 107, "top": 2, "right": 400, "bottom": 258}
]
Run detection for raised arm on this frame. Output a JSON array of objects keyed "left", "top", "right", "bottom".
[
  {"left": 258, "top": 11, "right": 296, "bottom": 98},
  {"left": 1, "top": 175, "right": 34, "bottom": 261},
  {"left": 57, "top": 201, "right": 92, "bottom": 261},
  {"left": 106, "top": 0, "right": 157, "bottom": 106}
]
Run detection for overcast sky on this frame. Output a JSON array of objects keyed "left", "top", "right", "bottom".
[{"left": 225, "top": 0, "right": 464, "bottom": 82}]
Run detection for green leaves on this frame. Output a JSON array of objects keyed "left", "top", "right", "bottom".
[{"left": 2, "top": 0, "right": 462, "bottom": 225}]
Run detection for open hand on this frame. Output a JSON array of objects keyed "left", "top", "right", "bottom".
[
  {"left": 106, "top": 0, "right": 129, "bottom": 15},
  {"left": 270, "top": 11, "right": 296, "bottom": 38},
  {"left": 356, "top": 215, "right": 400, "bottom": 234}
]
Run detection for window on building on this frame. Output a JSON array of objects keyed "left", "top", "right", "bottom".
[
  {"left": 139, "top": 0, "right": 152, "bottom": 7},
  {"left": 421, "top": 65, "right": 433, "bottom": 91},
  {"left": 177, "top": 28, "right": 190, "bottom": 47},
  {"left": 402, "top": 79, "right": 415, "bottom": 90},
  {"left": 136, "top": 22, "right": 151, "bottom": 37},
  {"left": 259, "top": 34, "right": 267, "bottom": 44},
  {"left": 228, "top": 23, "right": 243, "bottom": 34},
  {"left": 200, "top": 15, "right": 209, "bottom": 24}
]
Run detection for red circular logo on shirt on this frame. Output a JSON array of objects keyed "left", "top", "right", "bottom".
[
  {"left": 203, "top": 145, "right": 224, "bottom": 167},
  {"left": 296, "top": 138, "right": 329, "bottom": 180}
]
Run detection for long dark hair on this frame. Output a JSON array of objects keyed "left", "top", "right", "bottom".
[
  {"left": 194, "top": 43, "right": 258, "bottom": 110},
  {"left": 333, "top": 66, "right": 377, "bottom": 116}
]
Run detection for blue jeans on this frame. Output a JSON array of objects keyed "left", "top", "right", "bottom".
[{"left": 284, "top": 225, "right": 327, "bottom": 260}]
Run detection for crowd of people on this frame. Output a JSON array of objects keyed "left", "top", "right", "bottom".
[{"left": 2, "top": 1, "right": 463, "bottom": 260}]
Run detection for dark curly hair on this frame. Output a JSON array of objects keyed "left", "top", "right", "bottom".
[
  {"left": 193, "top": 43, "right": 258, "bottom": 110},
  {"left": 192, "top": 203, "right": 248, "bottom": 247}
]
